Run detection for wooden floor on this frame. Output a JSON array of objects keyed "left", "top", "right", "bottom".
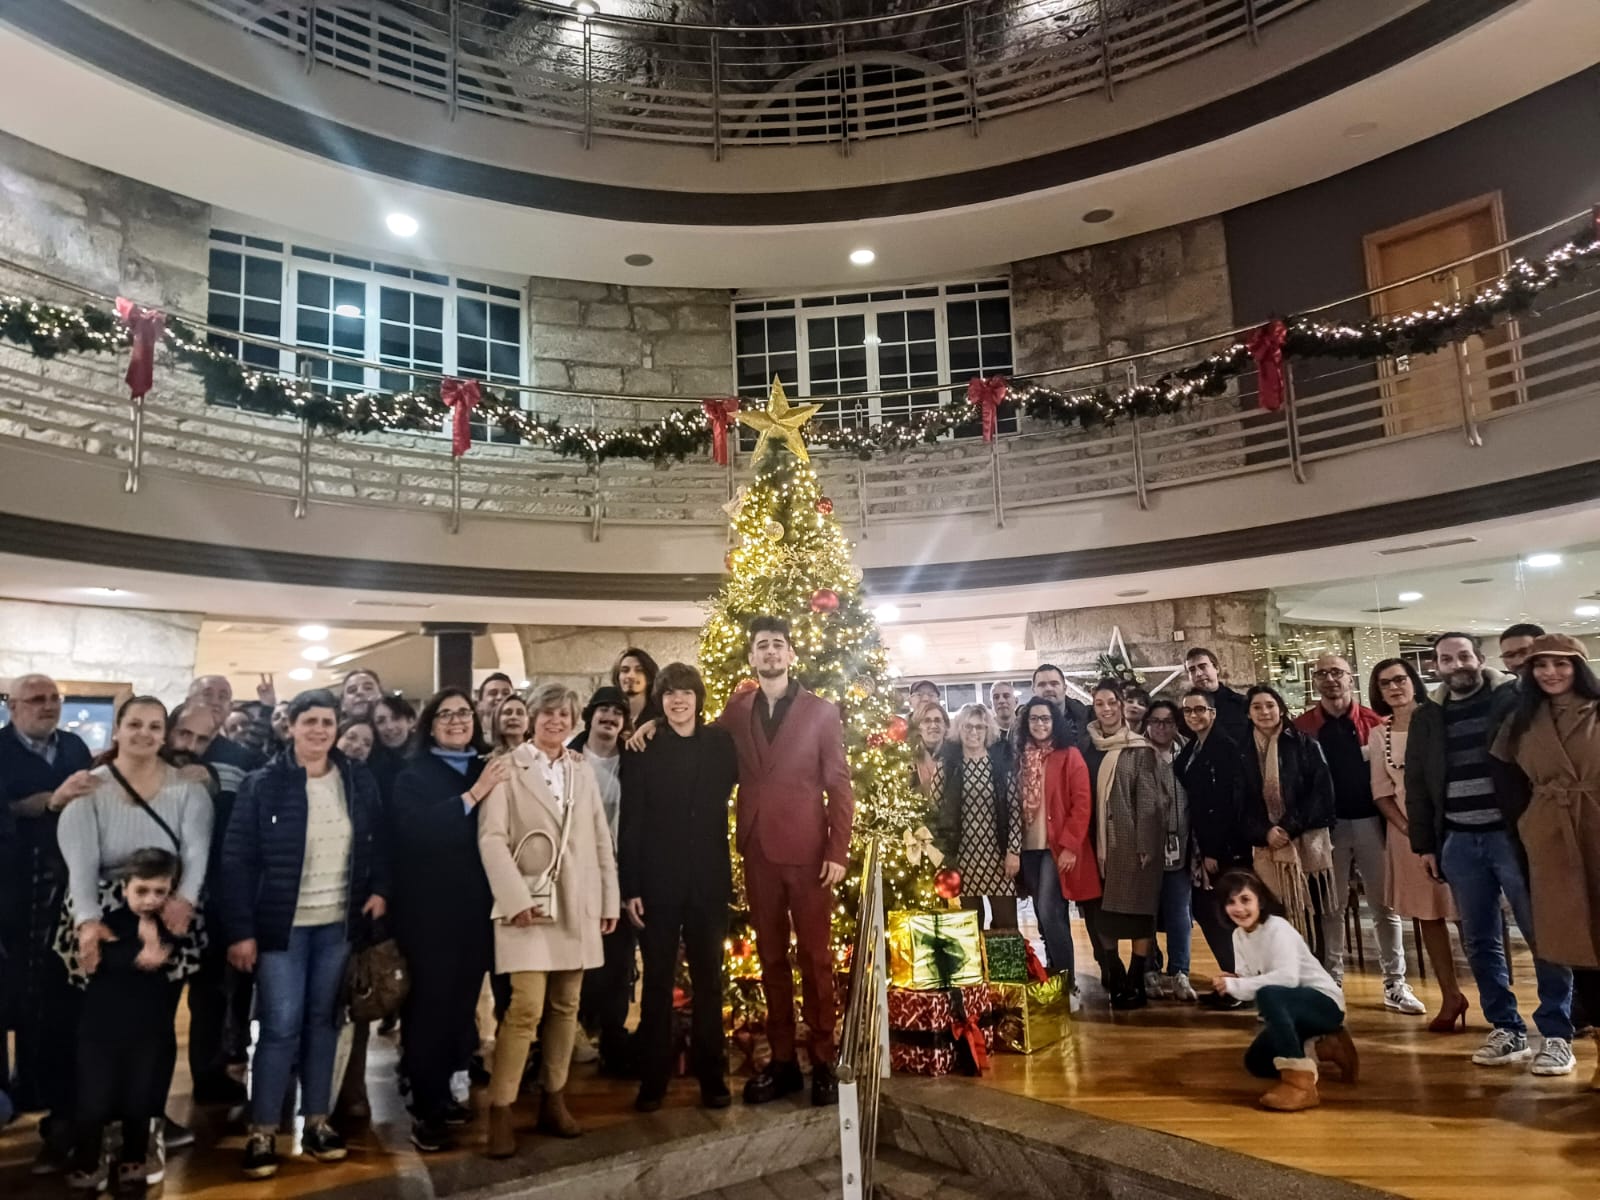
[{"left": 2, "top": 920, "right": 1597, "bottom": 1198}]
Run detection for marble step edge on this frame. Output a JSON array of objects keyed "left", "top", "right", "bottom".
[
  {"left": 880, "top": 1081, "right": 1397, "bottom": 1200},
  {"left": 874, "top": 1144, "right": 992, "bottom": 1200}
]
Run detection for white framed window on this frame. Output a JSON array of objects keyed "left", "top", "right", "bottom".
[
  {"left": 731, "top": 280, "right": 1016, "bottom": 437},
  {"left": 205, "top": 229, "right": 525, "bottom": 440}
]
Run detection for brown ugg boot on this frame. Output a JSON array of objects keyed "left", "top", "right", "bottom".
[
  {"left": 537, "top": 1089, "right": 582, "bottom": 1139},
  {"left": 1315, "top": 1028, "right": 1360, "bottom": 1084},
  {"left": 1260, "top": 1068, "right": 1320, "bottom": 1112},
  {"left": 486, "top": 1105, "right": 517, "bottom": 1159}
]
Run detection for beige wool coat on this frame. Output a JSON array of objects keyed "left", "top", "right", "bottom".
[{"left": 477, "top": 742, "right": 620, "bottom": 975}]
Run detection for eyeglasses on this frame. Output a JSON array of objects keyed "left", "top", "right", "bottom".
[
  {"left": 1311, "top": 669, "right": 1349, "bottom": 680},
  {"left": 1027, "top": 714, "right": 1054, "bottom": 724},
  {"left": 435, "top": 709, "right": 474, "bottom": 723},
  {"left": 1145, "top": 718, "right": 1177, "bottom": 728},
  {"left": 1180, "top": 706, "right": 1211, "bottom": 715},
  {"left": 1377, "top": 675, "right": 1411, "bottom": 689}
]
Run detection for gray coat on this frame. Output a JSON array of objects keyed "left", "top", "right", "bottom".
[{"left": 1085, "top": 742, "right": 1166, "bottom": 918}]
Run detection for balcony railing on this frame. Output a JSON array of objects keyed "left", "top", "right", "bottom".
[
  {"left": 1, "top": 213, "right": 1597, "bottom": 539},
  {"left": 178, "top": 0, "right": 1319, "bottom": 153}
]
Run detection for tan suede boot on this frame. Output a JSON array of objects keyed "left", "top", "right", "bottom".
[
  {"left": 537, "top": 1089, "right": 582, "bottom": 1139},
  {"left": 1260, "top": 1068, "right": 1320, "bottom": 1112},
  {"left": 1315, "top": 1029, "right": 1360, "bottom": 1084},
  {"left": 486, "top": 1105, "right": 517, "bottom": 1159}
]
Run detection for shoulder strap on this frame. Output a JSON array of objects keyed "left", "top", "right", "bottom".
[
  {"left": 546, "top": 758, "right": 578, "bottom": 883},
  {"left": 107, "top": 764, "right": 182, "bottom": 855}
]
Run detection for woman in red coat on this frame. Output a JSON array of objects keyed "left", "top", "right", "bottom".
[{"left": 1015, "top": 698, "right": 1097, "bottom": 995}]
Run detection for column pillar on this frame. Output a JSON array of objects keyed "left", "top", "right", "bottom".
[{"left": 424, "top": 623, "right": 486, "bottom": 693}]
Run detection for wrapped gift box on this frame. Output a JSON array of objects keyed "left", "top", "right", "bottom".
[
  {"left": 982, "top": 931, "right": 1029, "bottom": 983},
  {"left": 887, "top": 909, "right": 986, "bottom": 990},
  {"left": 888, "top": 983, "right": 992, "bottom": 1032},
  {"left": 890, "top": 1040, "right": 956, "bottom": 1077},
  {"left": 989, "top": 975, "right": 1069, "bottom": 1054}
]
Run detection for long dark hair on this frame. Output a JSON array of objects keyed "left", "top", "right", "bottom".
[
  {"left": 415, "top": 687, "right": 489, "bottom": 755},
  {"left": 1217, "top": 869, "right": 1287, "bottom": 921},
  {"left": 1506, "top": 654, "right": 1600, "bottom": 748},
  {"left": 1013, "top": 695, "right": 1073, "bottom": 764},
  {"left": 1368, "top": 658, "right": 1428, "bottom": 717}
]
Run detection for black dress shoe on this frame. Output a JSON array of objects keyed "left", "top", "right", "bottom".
[
  {"left": 742, "top": 1059, "right": 805, "bottom": 1105},
  {"left": 700, "top": 1081, "right": 732, "bottom": 1109},
  {"left": 634, "top": 1092, "right": 664, "bottom": 1114},
  {"left": 1110, "top": 985, "right": 1149, "bottom": 1011},
  {"left": 810, "top": 1063, "right": 839, "bottom": 1107}
]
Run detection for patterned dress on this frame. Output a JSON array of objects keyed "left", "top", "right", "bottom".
[{"left": 935, "top": 755, "right": 1019, "bottom": 896}]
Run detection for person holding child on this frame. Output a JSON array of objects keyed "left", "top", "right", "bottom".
[{"left": 1212, "top": 869, "right": 1358, "bottom": 1112}]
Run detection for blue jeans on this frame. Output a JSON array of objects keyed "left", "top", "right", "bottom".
[
  {"left": 1440, "top": 829, "right": 1572, "bottom": 1040},
  {"left": 251, "top": 923, "right": 349, "bottom": 1127},
  {"left": 1156, "top": 870, "right": 1193, "bottom": 976},
  {"left": 1019, "top": 849, "right": 1074, "bottom": 977}
]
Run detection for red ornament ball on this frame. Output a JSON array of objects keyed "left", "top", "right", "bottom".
[
  {"left": 810, "top": 588, "right": 840, "bottom": 614},
  {"left": 734, "top": 678, "right": 759, "bottom": 694},
  {"left": 887, "top": 715, "right": 909, "bottom": 742},
  {"left": 816, "top": 496, "right": 834, "bottom": 515},
  {"left": 934, "top": 867, "right": 963, "bottom": 901},
  {"left": 867, "top": 733, "right": 886, "bottom": 748}
]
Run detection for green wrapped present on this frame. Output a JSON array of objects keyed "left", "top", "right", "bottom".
[
  {"left": 989, "top": 974, "right": 1069, "bottom": 1054},
  {"left": 982, "top": 931, "right": 1028, "bottom": 983},
  {"left": 886, "top": 909, "right": 985, "bottom": 990}
]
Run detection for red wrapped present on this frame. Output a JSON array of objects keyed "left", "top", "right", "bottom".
[
  {"left": 888, "top": 984, "right": 992, "bottom": 1032},
  {"left": 890, "top": 1040, "right": 956, "bottom": 1076}
]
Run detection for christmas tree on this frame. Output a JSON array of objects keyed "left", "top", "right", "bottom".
[{"left": 700, "top": 380, "right": 937, "bottom": 1010}]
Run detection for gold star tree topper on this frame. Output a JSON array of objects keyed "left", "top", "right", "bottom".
[{"left": 735, "top": 376, "right": 820, "bottom": 464}]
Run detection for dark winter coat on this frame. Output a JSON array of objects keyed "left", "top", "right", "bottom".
[
  {"left": 1175, "top": 730, "right": 1252, "bottom": 868},
  {"left": 219, "top": 749, "right": 389, "bottom": 952},
  {"left": 1236, "top": 727, "right": 1335, "bottom": 848},
  {"left": 387, "top": 752, "right": 493, "bottom": 952}
]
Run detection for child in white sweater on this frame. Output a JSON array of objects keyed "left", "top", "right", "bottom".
[{"left": 1212, "top": 870, "right": 1358, "bottom": 1111}]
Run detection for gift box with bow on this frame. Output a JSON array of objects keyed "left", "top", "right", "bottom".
[
  {"left": 982, "top": 931, "right": 1029, "bottom": 983},
  {"left": 989, "top": 975, "right": 1069, "bottom": 1054},
  {"left": 886, "top": 909, "right": 986, "bottom": 990},
  {"left": 890, "top": 1041, "right": 957, "bottom": 1076}
]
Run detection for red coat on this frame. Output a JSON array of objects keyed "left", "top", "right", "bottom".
[
  {"left": 1043, "top": 746, "right": 1101, "bottom": 902},
  {"left": 718, "top": 686, "right": 856, "bottom": 869}
]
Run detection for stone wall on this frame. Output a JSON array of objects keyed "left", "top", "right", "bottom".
[
  {"left": 1026, "top": 589, "right": 1276, "bottom": 698},
  {"left": 0, "top": 600, "right": 203, "bottom": 704},
  {"left": 514, "top": 624, "right": 702, "bottom": 700}
]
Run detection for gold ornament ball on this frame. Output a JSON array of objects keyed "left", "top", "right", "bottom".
[{"left": 765, "top": 518, "right": 785, "bottom": 540}]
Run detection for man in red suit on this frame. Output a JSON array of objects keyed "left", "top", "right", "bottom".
[{"left": 719, "top": 616, "right": 855, "bottom": 1106}]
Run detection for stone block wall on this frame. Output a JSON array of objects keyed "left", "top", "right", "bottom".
[
  {"left": 514, "top": 624, "right": 702, "bottom": 700},
  {"left": 1027, "top": 589, "right": 1276, "bottom": 698},
  {"left": 0, "top": 600, "right": 203, "bottom": 704}
]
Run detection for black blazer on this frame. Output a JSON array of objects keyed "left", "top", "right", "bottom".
[
  {"left": 618, "top": 722, "right": 738, "bottom": 905},
  {"left": 1175, "top": 730, "right": 1251, "bottom": 866},
  {"left": 388, "top": 752, "right": 493, "bottom": 949},
  {"left": 1236, "top": 727, "right": 1336, "bottom": 847}
]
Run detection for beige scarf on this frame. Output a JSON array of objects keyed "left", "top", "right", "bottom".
[
  {"left": 1251, "top": 725, "right": 1334, "bottom": 945},
  {"left": 1090, "top": 723, "right": 1150, "bottom": 869}
]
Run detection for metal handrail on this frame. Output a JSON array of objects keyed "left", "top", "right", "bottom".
[
  {"left": 170, "top": 0, "right": 1324, "bottom": 152},
  {"left": 835, "top": 836, "right": 888, "bottom": 1200}
]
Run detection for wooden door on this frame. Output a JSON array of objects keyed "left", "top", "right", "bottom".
[{"left": 1364, "top": 195, "right": 1521, "bottom": 437}]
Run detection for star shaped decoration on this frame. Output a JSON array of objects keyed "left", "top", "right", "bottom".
[
  {"left": 1064, "top": 625, "right": 1188, "bottom": 701},
  {"left": 736, "top": 376, "right": 820, "bottom": 464}
]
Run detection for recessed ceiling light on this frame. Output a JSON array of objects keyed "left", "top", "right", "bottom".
[
  {"left": 301, "top": 645, "right": 332, "bottom": 662},
  {"left": 85, "top": 586, "right": 122, "bottom": 596},
  {"left": 386, "top": 212, "right": 419, "bottom": 237},
  {"left": 989, "top": 642, "right": 1014, "bottom": 671},
  {"left": 1114, "top": 588, "right": 1148, "bottom": 598},
  {"left": 624, "top": 253, "right": 653, "bottom": 267},
  {"left": 1526, "top": 553, "right": 1563, "bottom": 569},
  {"left": 1343, "top": 121, "right": 1379, "bottom": 139},
  {"left": 333, "top": 304, "right": 362, "bottom": 318},
  {"left": 1397, "top": 591, "right": 1423, "bottom": 603},
  {"left": 288, "top": 667, "right": 314, "bottom": 682},
  {"left": 849, "top": 248, "right": 876, "bottom": 266},
  {"left": 1460, "top": 577, "right": 1493, "bottom": 584},
  {"left": 1577, "top": 605, "right": 1600, "bottom": 618},
  {"left": 873, "top": 603, "right": 900, "bottom": 624},
  {"left": 1082, "top": 208, "right": 1115, "bottom": 224},
  {"left": 901, "top": 633, "right": 926, "bottom": 657},
  {"left": 639, "top": 615, "right": 669, "bottom": 623},
  {"left": 297, "top": 624, "right": 330, "bottom": 641}
]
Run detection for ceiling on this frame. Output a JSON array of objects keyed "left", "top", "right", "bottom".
[{"left": 2, "top": 1, "right": 1597, "bottom": 287}]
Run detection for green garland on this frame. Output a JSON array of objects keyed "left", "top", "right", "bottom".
[{"left": 3, "top": 224, "right": 1596, "bottom": 463}]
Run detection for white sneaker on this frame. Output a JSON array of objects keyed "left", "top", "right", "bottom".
[
  {"left": 449, "top": 1069, "right": 470, "bottom": 1103},
  {"left": 1143, "top": 971, "right": 1166, "bottom": 1001},
  {"left": 1532, "top": 1037, "right": 1576, "bottom": 1076},
  {"left": 1069, "top": 985, "right": 1083, "bottom": 1015},
  {"left": 1170, "top": 972, "right": 1198, "bottom": 1002},
  {"left": 1472, "top": 1028, "right": 1533, "bottom": 1066},
  {"left": 570, "top": 1031, "right": 600, "bottom": 1064},
  {"left": 145, "top": 1133, "right": 166, "bottom": 1185},
  {"left": 1384, "top": 981, "right": 1427, "bottom": 1015}
]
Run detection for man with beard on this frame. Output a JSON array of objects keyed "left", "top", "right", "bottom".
[
  {"left": 611, "top": 648, "right": 660, "bottom": 727},
  {"left": 572, "top": 687, "right": 634, "bottom": 1073},
  {"left": 1406, "top": 632, "right": 1574, "bottom": 1073},
  {"left": 1498, "top": 622, "right": 1545, "bottom": 675}
]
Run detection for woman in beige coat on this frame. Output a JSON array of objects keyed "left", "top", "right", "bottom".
[{"left": 479, "top": 683, "right": 619, "bottom": 1159}]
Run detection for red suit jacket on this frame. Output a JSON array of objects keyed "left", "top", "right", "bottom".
[{"left": 718, "top": 686, "right": 856, "bottom": 868}]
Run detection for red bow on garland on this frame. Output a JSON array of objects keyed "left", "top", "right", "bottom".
[
  {"left": 702, "top": 397, "right": 741, "bottom": 465},
  {"left": 1248, "top": 318, "right": 1289, "bottom": 412},
  {"left": 440, "top": 377, "right": 480, "bottom": 458},
  {"left": 966, "top": 374, "right": 1009, "bottom": 443},
  {"left": 114, "top": 297, "right": 166, "bottom": 401}
]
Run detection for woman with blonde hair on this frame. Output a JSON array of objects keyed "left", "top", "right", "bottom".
[
  {"left": 910, "top": 701, "right": 949, "bottom": 798},
  {"left": 934, "top": 703, "right": 1019, "bottom": 927},
  {"left": 479, "top": 683, "right": 619, "bottom": 1159}
]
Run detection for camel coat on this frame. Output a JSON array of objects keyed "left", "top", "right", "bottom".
[
  {"left": 478, "top": 742, "right": 620, "bottom": 975},
  {"left": 1493, "top": 698, "right": 1600, "bottom": 969}
]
